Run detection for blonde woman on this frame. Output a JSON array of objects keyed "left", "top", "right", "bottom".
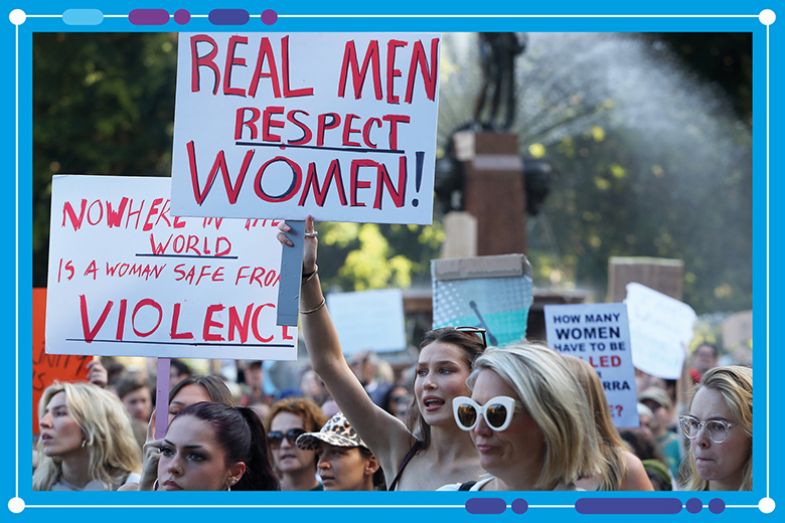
[
  {"left": 34, "top": 382, "right": 141, "bottom": 490},
  {"left": 562, "top": 356, "right": 653, "bottom": 490},
  {"left": 681, "top": 365, "right": 752, "bottom": 490},
  {"left": 444, "top": 344, "right": 603, "bottom": 490}
]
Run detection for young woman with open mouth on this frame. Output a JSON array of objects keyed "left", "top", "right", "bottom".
[{"left": 278, "top": 217, "right": 485, "bottom": 490}]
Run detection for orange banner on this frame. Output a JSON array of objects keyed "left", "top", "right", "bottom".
[{"left": 33, "top": 288, "right": 91, "bottom": 434}]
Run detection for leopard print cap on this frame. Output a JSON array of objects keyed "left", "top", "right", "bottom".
[{"left": 295, "top": 412, "right": 370, "bottom": 451}]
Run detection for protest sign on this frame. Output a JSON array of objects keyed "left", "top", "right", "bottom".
[
  {"left": 33, "top": 287, "right": 91, "bottom": 434},
  {"left": 170, "top": 33, "right": 440, "bottom": 224},
  {"left": 625, "top": 282, "right": 696, "bottom": 379},
  {"left": 46, "top": 175, "right": 297, "bottom": 360},
  {"left": 544, "top": 303, "right": 639, "bottom": 428},
  {"left": 326, "top": 289, "right": 406, "bottom": 355},
  {"left": 432, "top": 254, "right": 533, "bottom": 346}
]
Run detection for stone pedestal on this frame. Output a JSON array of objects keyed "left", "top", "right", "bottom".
[{"left": 453, "top": 131, "right": 526, "bottom": 255}]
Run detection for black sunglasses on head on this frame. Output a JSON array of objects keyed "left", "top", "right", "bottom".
[
  {"left": 455, "top": 326, "right": 488, "bottom": 348},
  {"left": 267, "top": 428, "right": 306, "bottom": 447}
]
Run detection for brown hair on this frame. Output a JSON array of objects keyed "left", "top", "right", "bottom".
[
  {"left": 168, "top": 375, "right": 235, "bottom": 407},
  {"left": 267, "top": 397, "right": 328, "bottom": 433}
]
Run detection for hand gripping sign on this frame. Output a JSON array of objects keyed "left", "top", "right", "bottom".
[
  {"left": 170, "top": 33, "right": 440, "bottom": 225},
  {"left": 46, "top": 175, "right": 297, "bottom": 361}
]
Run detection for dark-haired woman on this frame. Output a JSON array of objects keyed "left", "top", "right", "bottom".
[
  {"left": 278, "top": 217, "right": 484, "bottom": 490},
  {"left": 157, "top": 402, "right": 279, "bottom": 490},
  {"left": 123, "top": 375, "right": 236, "bottom": 491}
]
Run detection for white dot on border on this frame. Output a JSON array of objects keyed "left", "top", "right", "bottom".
[
  {"left": 759, "top": 497, "right": 776, "bottom": 514},
  {"left": 8, "top": 9, "right": 26, "bottom": 25},
  {"left": 759, "top": 9, "right": 776, "bottom": 26},
  {"left": 7, "top": 497, "right": 25, "bottom": 514}
]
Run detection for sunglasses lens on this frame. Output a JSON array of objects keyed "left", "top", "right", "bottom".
[
  {"left": 485, "top": 403, "right": 508, "bottom": 429},
  {"left": 456, "top": 404, "right": 478, "bottom": 429},
  {"left": 287, "top": 429, "right": 306, "bottom": 443},
  {"left": 267, "top": 431, "right": 283, "bottom": 446}
]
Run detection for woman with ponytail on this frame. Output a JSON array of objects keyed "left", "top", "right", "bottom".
[{"left": 156, "top": 402, "right": 279, "bottom": 491}]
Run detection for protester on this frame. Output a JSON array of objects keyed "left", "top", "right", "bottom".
[
  {"left": 169, "top": 359, "right": 192, "bottom": 387},
  {"left": 681, "top": 365, "right": 752, "bottom": 490},
  {"left": 442, "top": 344, "right": 602, "bottom": 491},
  {"left": 639, "top": 386, "right": 683, "bottom": 479},
  {"left": 34, "top": 382, "right": 141, "bottom": 490},
  {"left": 126, "top": 375, "right": 236, "bottom": 491},
  {"left": 278, "top": 217, "right": 484, "bottom": 490},
  {"left": 350, "top": 351, "right": 393, "bottom": 407},
  {"left": 689, "top": 343, "right": 720, "bottom": 384},
  {"left": 167, "top": 375, "right": 235, "bottom": 421},
  {"left": 157, "top": 402, "right": 279, "bottom": 490},
  {"left": 297, "top": 412, "right": 384, "bottom": 491},
  {"left": 383, "top": 384, "right": 413, "bottom": 424},
  {"left": 562, "top": 356, "right": 653, "bottom": 490},
  {"left": 115, "top": 377, "right": 153, "bottom": 423},
  {"left": 239, "top": 361, "right": 271, "bottom": 407},
  {"left": 300, "top": 368, "right": 329, "bottom": 406},
  {"left": 267, "top": 398, "right": 328, "bottom": 490}
]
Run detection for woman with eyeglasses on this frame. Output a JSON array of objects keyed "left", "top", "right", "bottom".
[
  {"left": 266, "top": 398, "right": 328, "bottom": 490},
  {"left": 562, "top": 356, "right": 653, "bottom": 490},
  {"left": 277, "top": 217, "right": 485, "bottom": 490},
  {"left": 442, "top": 344, "right": 603, "bottom": 490},
  {"left": 680, "top": 365, "right": 752, "bottom": 490}
]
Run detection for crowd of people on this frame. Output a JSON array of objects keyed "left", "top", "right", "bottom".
[{"left": 32, "top": 218, "right": 753, "bottom": 492}]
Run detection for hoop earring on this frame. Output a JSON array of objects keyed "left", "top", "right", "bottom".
[
  {"left": 81, "top": 439, "right": 87, "bottom": 448},
  {"left": 153, "top": 479, "right": 159, "bottom": 490}
]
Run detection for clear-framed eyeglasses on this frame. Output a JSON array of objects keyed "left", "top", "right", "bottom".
[{"left": 679, "top": 415, "right": 737, "bottom": 444}]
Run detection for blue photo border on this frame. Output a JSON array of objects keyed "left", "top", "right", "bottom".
[{"left": 2, "top": 0, "right": 780, "bottom": 521}]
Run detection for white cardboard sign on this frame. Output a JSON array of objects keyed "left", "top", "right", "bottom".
[
  {"left": 625, "top": 283, "right": 696, "bottom": 379},
  {"left": 326, "top": 289, "right": 406, "bottom": 355},
  {"left": 544, "top": 303, "right": 639, "bottom": 428},
  {"left": 46, "top": 175, "right": 297, "bottom": 360},
  {"left": 170, "top": 33, "right": 440, "bottom": 224}
]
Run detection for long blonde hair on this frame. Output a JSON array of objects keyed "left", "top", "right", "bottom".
[
  {"left": 33, "top": 382, "right": 141, "bottom": 490},
  {"left": 468, "top": 344, "right": 603, "bottom": 490},
  {"left": 562, "top": 356, "right": 627, "bottom": 490},
  {"left": 683, "top": 366, "right": 752, "bottom": 491}
]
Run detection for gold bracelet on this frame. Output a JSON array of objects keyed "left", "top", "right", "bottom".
[
  {"left": 301, "top": 297, "right": 326, "bottom": 315},
  {"left": 302, "top": 264, "right": 319, "bottom": 284}
]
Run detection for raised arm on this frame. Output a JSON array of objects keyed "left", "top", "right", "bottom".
[{"left": 277, "top": 217, "right": 413, "bottom": 470}]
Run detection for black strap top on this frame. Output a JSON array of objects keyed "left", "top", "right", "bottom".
[{"left": 387, "top": 440, "right": 425, "bottom": 491}]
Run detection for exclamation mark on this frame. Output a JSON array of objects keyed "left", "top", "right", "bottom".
[{"left": 412, "top": 151, "right": 425, "bottom": 207}]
